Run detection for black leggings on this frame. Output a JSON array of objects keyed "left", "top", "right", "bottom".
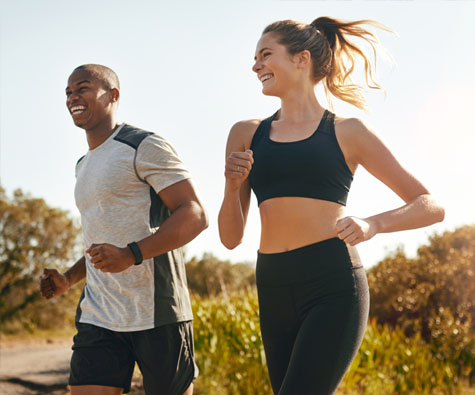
[{"left": 256, "top": 238, "right": 369, "bottom": 395}]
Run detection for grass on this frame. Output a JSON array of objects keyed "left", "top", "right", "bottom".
[
  {"left": 191, "top": 289, "right": 468, "bottom": 395},
  {"left": 1, "top": 289, "right": 471, "bottom": 394}
]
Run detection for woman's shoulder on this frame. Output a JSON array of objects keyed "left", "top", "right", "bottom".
[
  {"left": 230, "top": 119, "right": 263, "bottom": 135},
  {"left": 334, "top": 114, "right": 389, "bottom": 166},
  {"left": 226, "top": 119, "right": 264, "bottom": 151},
  {"left": 334, "top": 115, "right": 370, "bottom": 133},
  {"left": 334, "top": 115, "right": 378, "bottom": 144}
]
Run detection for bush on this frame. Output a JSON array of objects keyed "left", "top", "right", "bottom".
[
  {"left": 0, "top": 187, "right": 81, "bottom": 332},
  {"left": 186, "top": 253, "right": 255, "bottom": 297},
  {"left": 191, "top": 289, "right": 462, "bottom": 394},
  {"left": 367, "top": 225, "right": 475, "bottom": 383},
  {"left": 341, "top": 319, "right": 460, "bottom": 394},
  {"left": 192, "top": 289, "right": 270, "bottom": 395}
]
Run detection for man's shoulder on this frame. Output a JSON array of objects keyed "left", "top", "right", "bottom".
[
  {"left": 113, "top": 123, "right": 156, "bottom": 150},
  {"left": 76, "top": 154, "right": 86, "bottom": 166}
]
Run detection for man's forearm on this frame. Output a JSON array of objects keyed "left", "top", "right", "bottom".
[
  {"left": 64, "top": 256, "right": 87, "bottom": 287},
  {"left": 137, "top": 201, "right": 208, "bottom": 260}
]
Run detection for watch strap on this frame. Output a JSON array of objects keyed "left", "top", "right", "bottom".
[{"left": 127, "top": 242, "right": 143, "bottom": 265}]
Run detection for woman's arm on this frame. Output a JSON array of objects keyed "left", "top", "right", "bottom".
[
  {"left": 335, "top": 118, "right": 445, "bottom": 246},
  {"left": 218, "top": 120, "right": 259, "bottom": 249}
]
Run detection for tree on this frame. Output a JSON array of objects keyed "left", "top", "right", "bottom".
[
  {"left": 367, "top": 225, "right": 475, "bottom": 371},
  {"left": 0, "top": 187, "right": 80, "bottom": 330},
  {"left": 186, "top": 253, "right": 255, "bottom": 297}
]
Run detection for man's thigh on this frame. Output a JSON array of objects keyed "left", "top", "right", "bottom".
[
  {"left": 70, "top": 384, "right": 123, "bottom": 395},
  {"left": 133, "top": 321, "right": 197, "bottom": 395},
  {"left": 69, "top": 322, "right": 135, "bottom": 393}
]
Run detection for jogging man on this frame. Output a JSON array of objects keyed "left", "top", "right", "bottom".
[{"left": 39, "top": 64, "right": 208, "bottom": 395}]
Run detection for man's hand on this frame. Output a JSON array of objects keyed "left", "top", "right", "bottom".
[
  {"left": 86, "top": 243, "right": 135, "bottom": 273},
  {"left": 39, "top": 269, "right": 70, "bottom": 299}
]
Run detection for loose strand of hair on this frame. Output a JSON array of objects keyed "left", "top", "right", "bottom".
[{"left": 316, "top": 18, "right": 394, "bottom": 110}]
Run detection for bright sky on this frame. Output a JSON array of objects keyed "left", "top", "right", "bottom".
[{"left": 1, "top": 1, "right": 474, "bottom": 267}]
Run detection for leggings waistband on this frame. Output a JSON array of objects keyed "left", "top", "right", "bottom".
[{"left": 256, "top": 237, "right": 362, "bottom": 286}]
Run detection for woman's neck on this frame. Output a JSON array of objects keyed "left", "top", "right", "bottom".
[{"left": 278, "top": 85, "right": 325, "bottom": 122}]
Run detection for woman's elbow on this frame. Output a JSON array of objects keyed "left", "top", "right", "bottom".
[
  {"left": 435, "top": 205, "right": 445, "bottom": 223},
  {"left": 222, "top": 239, "right": 241, "bottom": 250},
  {"left": 219, "top": 232, "right": 242, "bottom": 250},
  {"left": 424, "top": 194, "right": 445, "bottom": 224}
]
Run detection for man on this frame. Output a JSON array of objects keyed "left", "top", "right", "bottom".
[{"left": 39, "top": 64, "right": 208, "bottom": 395}]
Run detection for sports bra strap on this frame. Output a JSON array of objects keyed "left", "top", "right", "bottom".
[{"left": 250, "top": 112, "right": 278, "bottom": 148}]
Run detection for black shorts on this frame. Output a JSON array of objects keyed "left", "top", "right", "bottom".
[{"left": 69, "top": 320, "right": 197, "bottom": 394}]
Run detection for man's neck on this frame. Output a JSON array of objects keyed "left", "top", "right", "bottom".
[{"left": 85, "top": 118, "right": 119, "bottom": 150}]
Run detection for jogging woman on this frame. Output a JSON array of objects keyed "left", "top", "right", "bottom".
[{"left": 218, "top": 17, "right": 444, "bottom": 394}]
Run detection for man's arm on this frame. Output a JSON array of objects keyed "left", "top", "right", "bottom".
[
  {"left": 87, "top": 179, "right": 208, "bottom": 273},
  {"left": 39, "top": 255, "right": 86, "bottom": 299}
]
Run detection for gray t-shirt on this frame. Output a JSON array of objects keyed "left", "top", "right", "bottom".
[{"left": 74, "top": 123, "right": 193, "bottom": 331}]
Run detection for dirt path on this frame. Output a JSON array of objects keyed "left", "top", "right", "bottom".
[
  {"left": 0, "top": 341, "right": 71, "bottom": 394},
  {"left": 0, "top": 339, "right": 145, "bottom": 394}
]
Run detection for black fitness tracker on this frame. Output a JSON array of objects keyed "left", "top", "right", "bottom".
[{"left": 127, "top": 242, "right": 143, "bottom": 265}]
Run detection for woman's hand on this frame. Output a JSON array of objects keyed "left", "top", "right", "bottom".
[
  {"left": 224, "top": 149, "right": 254, "bottom": 191},
  {"left": 336, "top": 216, "right": 378, "bottom": 246}
]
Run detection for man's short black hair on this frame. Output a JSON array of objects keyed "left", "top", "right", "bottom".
[{"left": 73, "top": 64, "right": 120, "bottom": 90}]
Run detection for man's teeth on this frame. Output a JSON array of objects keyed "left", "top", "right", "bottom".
[
  {"left": 70, "top": 106, "right": 86, "bottom": 114},
  {"left": 260, "top": 74, "right": 273, "bottom": 82}
]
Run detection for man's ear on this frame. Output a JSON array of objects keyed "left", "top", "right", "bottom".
[{"left": 111, "top": 88, "right": 120, "bottom": 102}]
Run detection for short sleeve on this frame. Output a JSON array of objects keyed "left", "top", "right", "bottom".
[{"left": 135, "top": 134, "right": 192, "bottom": 194}]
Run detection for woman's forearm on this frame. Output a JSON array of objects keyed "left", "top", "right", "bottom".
[
  {"left": 367, "top": 194, "right": 445, "bottom": 235},
  {"left": 218, "top": 184, "right": 247, "bottom": 249}
]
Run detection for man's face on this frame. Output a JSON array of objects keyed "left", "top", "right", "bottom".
[{"left": 65, "top": 70, "right": 114, "bottom": 130}]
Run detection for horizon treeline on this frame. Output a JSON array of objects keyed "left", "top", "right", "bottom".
[{"left": 1, "top": 187, "right": 473, "bottom": 392}]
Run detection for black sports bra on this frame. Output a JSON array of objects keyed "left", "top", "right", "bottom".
[{"left": 248, "top": 109, "right": 353, "bottom": 206}]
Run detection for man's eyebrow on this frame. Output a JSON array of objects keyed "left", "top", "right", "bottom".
[
  {"left": 254, "top": 47, "right": 272, "bottom": 60},
  {"left": 66, "top": 80, "right": 91, "bottom": 91}
]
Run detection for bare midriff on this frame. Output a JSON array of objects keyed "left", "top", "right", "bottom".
[{"left": 258, "top": 197, "right": 347, "bottom": 253}]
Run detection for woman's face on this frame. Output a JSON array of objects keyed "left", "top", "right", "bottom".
[{"left": 252, "top": 33, "right": 301, "bottom": 97}]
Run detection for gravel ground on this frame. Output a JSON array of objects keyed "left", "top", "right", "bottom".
[{"left": 0, "top": 340, "right": 144, "bottom": 394}]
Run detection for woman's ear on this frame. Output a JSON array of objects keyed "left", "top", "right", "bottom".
[{"left": 295, "top": 50, "right": 311, "bottom": 69}]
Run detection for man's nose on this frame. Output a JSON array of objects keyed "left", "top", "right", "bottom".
[{"left": 67, "top": 92, "right": 79, "bottom": 106}]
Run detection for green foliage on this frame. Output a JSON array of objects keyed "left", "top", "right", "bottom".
[
  {"left": 186, "top": 252, "right": 255, "bottom": 297},
  {"left": 341, "top": 319, "right": 460, "bottom": 394},
  {"left": 192, "top": 289, "right": 462, "bottom": 395},
  {"left": 1, "top": 185, "right": 472, "bottom": 392},
  {"left": 0, "top": 187, "right": 81, "bottom": 332},
  {"left": 192, "top": 289, "right": 271, "bottom": 394},
  {"left": 367, "top": 225, "right": 475, "bottom": 380}
]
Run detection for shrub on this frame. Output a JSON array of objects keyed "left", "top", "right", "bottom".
[
  {"left": 191, "top": 289, "right": 462, "bottom": 394},
  {"left": 367, "top": 225, "right": 475, "bottom": 382},
  {"left": 186, "top": 253, "right": 255, "bottom": 297},
  {"left": 0, "top": 187, "right": 81, "bottom": 332}
]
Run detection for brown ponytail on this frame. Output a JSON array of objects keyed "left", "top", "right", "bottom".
[{"left": 263, "top": 17, "right": 392, "bottom": 110}]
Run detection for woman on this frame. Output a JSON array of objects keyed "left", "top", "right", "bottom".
[{"left": 218, "top": 17, "right": 444, "bottom": 395}]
